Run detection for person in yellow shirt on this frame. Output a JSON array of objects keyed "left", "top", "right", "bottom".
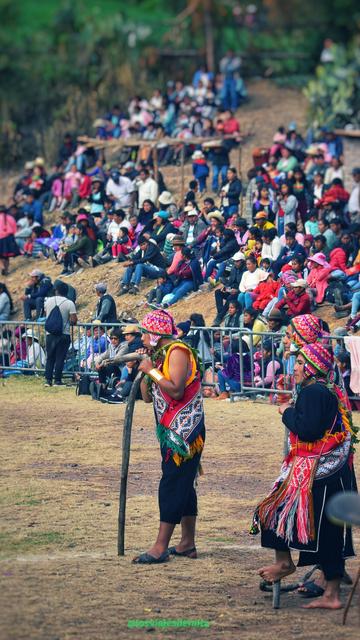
[{"left": 254, "top": 211, "right": 275, "bottom": 232}]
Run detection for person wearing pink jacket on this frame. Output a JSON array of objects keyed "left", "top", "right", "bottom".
[{"left": 306, "top": 252, "right": 332, "bottom": 303}]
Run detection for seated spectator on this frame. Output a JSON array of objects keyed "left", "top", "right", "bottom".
[
  {"left": 276, "top": 146, "right": 298, "bottom": 175},
  {"left": 272, "top": 230, "right": 306, "bottom": 276},
  {"left": 24, "top": 330, "right": 46, "bottom": 369},
  {"left": 254, "top": 339, "right": 283, "bottom": 388},
  {"left": 317, "top": 217, "right": 337, "bottom": 251},
  {"left": 95, "top": 329, "right": 126, "bottom": 392},
  {"left": 121, "top": 324, "right": 143, "bottom": 353},
  {"left": 252, "top": 272, "right": 280, "bottom": 312},
  {"left": 22, "top": 191, "right": 43, "bottom": 225},
  {"left": 205, "top": 227, "right": 238, "bottom": 282},
  {"left": 304, "top": 209, "right": 319, "bottom": 236},
  {"left": 242, "top": 306, "right": 268, "bottom": 349},
  {"left": 180, "top": 208, "right": 207, "bottom": 254},
  {"left": 93, "top": 283, "right": 117, "bottom": 324},
  {"left": 312, "top": 233, "right": 329, "bottom": 258},
  {"left": 223, "top": 300, "right": 241, "bottom": 328},
  {"left": 275, "top": 278, "right": 312, "bottom": 318},
  {"left": 150, "top": 210, "right": 175, "bottom": 250},
  {"left": 215, "top": 343, "right": 252, "bottom": 400},
  {"left": 161, "top": 247, "right": 203, "bottom": 307},
  {"left": 22, "top": 269, "right": 52, "bottom": 320},
  {"left": 232, "top": 217, "right": 249, "bottom": 248},
  {"left": 254, "top": 211, "right": 275, "bottom": 232},
  {"left": 279, "top": 221, "right": 304, "bottom": 246},
  {"left": 237, "top": 256, "right": 267, "bottom": 310},
  {"left": 61, "top": 224, "right": 94, "bottom": 275},
  {"left": 88, "top": 177, "right": 106, "bottom": 216},
  {"left": 176, "top": 320, "right": 191, "bottom": 342},
  {"left": 188, "top": 313, "right": 212, "bottom": 368},
  {"left": 213, "top": 250, "right": 246, "bottom": 325},
  {"left": 0, "top": 282, "right": 13, "bottom": 320},
  {"left": 111, "top": 226, "right": 132, "bottom": 262},
  {"left": 81, "top": 325, "right": 108, "bottom": 369},
  {"left": 307, "top": 252, "right": 332, "bottom": 303},
  {"left": 335, "top": 350, "right": 360, "bottom": 411},
  {"left": 324, "top": 157, "right": 345, "bottom": 186},
  {"left": 119, "top": 235, "right": 166, "bottom": 295},
  {"left": 261, "top": 228, "right": 282, "bottom": 262},
  {"left": 102, "top": 359, "right": 139, "bottom": 404},
  {"left": 138, "top": 198, "right": 156, "bottom": 227},
  {"left": 147, "top": 270, "right": 173, "bottom": 305}
]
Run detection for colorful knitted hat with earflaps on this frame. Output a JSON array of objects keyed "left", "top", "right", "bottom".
[
  {"left": 290, "top": 314, "right": 323, "bottom": 350},
  {"left": 141, "top": 309, "right": 177, "bottom": 347},
  {"left": 299, "top": 342, "right": 334, "bottom": 379}
]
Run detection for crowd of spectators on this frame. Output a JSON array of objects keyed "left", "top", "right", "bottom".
[{"left": 0, "top": 60, "right": 359, "bottom": 403}]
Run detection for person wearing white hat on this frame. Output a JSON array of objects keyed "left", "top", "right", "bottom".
[
  {"left": 213, "top": 250, "right": 246, "bottom": 325},
  {"left": 24, "top": 329, "right": 46, "bottom": 369},
  {"left": 275, "top": 278, "right": 311, "bottom": 318}
]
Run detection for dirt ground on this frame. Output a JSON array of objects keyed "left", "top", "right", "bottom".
[{"left": 0, "top": 378, "right": 359, "bottom": 640}]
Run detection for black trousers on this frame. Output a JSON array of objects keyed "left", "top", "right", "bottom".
[
  {"left": 158, "top": 428, "right": 205, "bottom": 525},
  {"left": 23, "top": 297, "right": 44, "bottom": 320},
  {"left": 98, "top": 363, "right": 121, "bottom": 385},
  {"left": 45, "top": 334, "right": 70, "bottom": 383}
]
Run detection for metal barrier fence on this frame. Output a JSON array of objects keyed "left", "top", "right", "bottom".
[{"left": 0, "top": 321, "right": 358, "bottom": 405}]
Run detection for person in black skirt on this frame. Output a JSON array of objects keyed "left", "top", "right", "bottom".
[{"left": 255, "top": 341, "right": 357, "bottom": 610}]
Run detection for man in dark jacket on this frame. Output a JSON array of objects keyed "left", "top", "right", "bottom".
[
  {"left": 272, "top": 231, "right": 306, "bottom": 276},
  {"left": 93, "top": 283, "right": 117, "bottom": 323},
  {"left": 221, "top": 167, "right": 242, "bottom": 220},
  {"left": 22, "top": 269, "right": 52, "bottom": 320},
  {"left": 204, "top": 228, "right": 238, "bottom": 281},
  {"left": 119, "top": 236, "right": 166, "bottom": 295},
  {"left": 213, "top": 251, "right": 246, "bottom": 324}
]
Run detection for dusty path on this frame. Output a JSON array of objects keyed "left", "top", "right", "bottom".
[{"left": 0, "top": 379, "right": 359, "bottom": 639}]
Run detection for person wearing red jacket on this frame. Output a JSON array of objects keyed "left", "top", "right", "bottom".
[
  {"left": 252, "top": 273, "right": 280, "bottom": 311},
  {"left": 317, "top": 179, "right": 349, "bottom": 208},
  {"left": 275, "top": 279, "right": 311, "bottom": 318}
]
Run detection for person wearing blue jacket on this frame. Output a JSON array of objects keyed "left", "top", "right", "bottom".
[{"left": 192, "top": 150, "right": 209, "bottom": 192}]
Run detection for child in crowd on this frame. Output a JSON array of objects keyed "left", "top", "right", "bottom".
[
  {"left": 111, "top": 226, "right": 132, "bottom": 261},
  {"left": 191, "top": 150, "right": 209, "bottom": 192},
  {"left": 147, "top": 270, "right": 173, "bottom": 305}
]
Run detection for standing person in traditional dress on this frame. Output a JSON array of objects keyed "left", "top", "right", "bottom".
[
  {"left": 133, "top": 309, "right": 205, "bottom": 564},
  {"left": 254, "top": 342, "right": 357, "bottom": 609}
]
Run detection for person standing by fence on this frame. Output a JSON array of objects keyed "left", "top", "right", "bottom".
[{"left": 44, "top": 282, "right": 77, "bottom": 387}]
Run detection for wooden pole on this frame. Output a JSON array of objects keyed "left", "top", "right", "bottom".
[
  {"left": 117, "top": 371, "right": 143, "bottom": 556},
  {"left": 180, "top": 144, "right": 186, "bottom": 205}
]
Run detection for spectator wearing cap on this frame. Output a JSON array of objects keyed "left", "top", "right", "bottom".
[
  {"left": 24, "top": 330, "right": 46, "bottom": 369},
  {"left": 254, "top": 211, "right": 275, "bottom": 231},
  {"left": 167, "top": 235, "right": 186, "bottom": 275},
  {"left": 306, "top": 252, "right": 332, "bottom": 303},
  {"left": 93, "top": 283, "right": 117, "bottom": 324},
  {"left": 22, "top": 269, "right": 52, "bottom": 321},
  {"left": 191, "top": 150, "right": 209, "bottom": 193},
  {"left": 133, "top": 167, "right": 158, "bottom": 208},
  {"left": 121, "top": 324, "right": 143, "bottom": 352},
  {"left": 275, "top": 278, "right": 311, "bottom": 318},
  {"left": 220, "top": 167, "right": 242, "bottom": 220},
  {"left": 150, "top": 210, "right": 175, "bottom": 250},
  {"left": 119, "top": 235, "right": 166, "bottom": 295},
  {"left": 349, "top": 167, "right": 360, "bottom": 223},
  {"left": 44, "top": 281, "right": 77, "bottom": 386},
  {"left": 179, "top": 208, "right": 207, "bottom": 253},
  {"left": 213, "top": 250, "right": 246, "bottom": 325}
]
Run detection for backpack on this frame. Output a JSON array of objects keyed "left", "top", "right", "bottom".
[
  {"left": 45, "top": 297, "right": 64, "bottom": 336},
  {"left": 325, "top": 281, "right": 348, "bottom": 305},
  {"left": 76, "top": 374, "right": 92, "bottom": 396}
]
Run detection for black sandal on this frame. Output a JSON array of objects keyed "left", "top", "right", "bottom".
[
  {"left": 168, "top": 546, "right": 197, "bottom": 558},
  {"left": 132, "top": 551, "right": 169, "bottom": 564}
]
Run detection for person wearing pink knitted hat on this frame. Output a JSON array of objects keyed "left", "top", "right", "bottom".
[
  {"left": 254, "top": 340, "right": 357, "bottom": 610},
  {"left": 132, "top": 309, "right": 205, "bottom": 564}
]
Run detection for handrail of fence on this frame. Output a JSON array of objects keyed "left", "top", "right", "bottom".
[{"left": 0, "top": 320, "right": 358, "bottom": 405}]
